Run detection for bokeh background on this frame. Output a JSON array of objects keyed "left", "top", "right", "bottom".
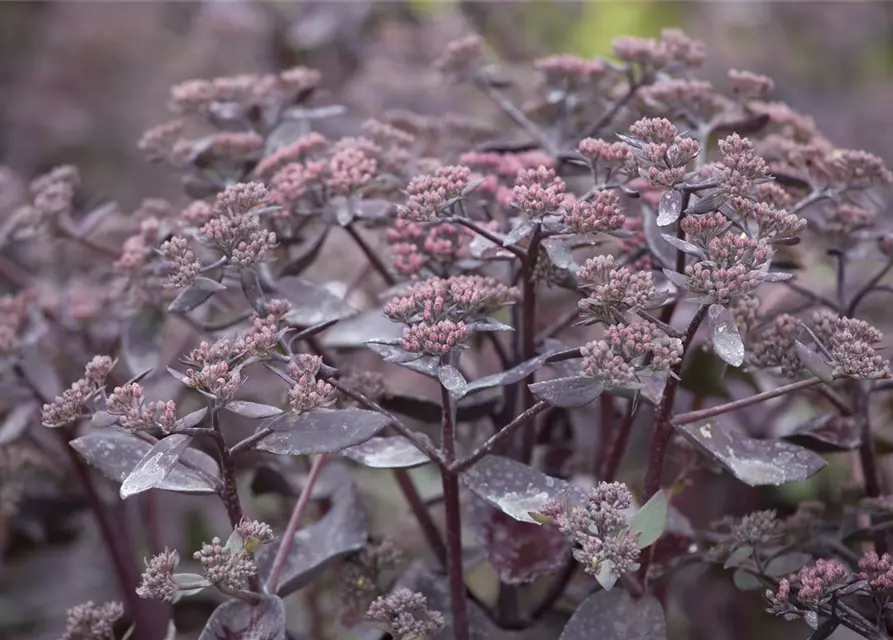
[{"left": 1, "top": 2, "right": 892, "bottom": 639}]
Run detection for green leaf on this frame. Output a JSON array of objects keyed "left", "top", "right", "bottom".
[
  {"left": 765, "top": 552, "right": 812, "bottom": 577},
  {"left": 732, "top": 568, "right": 762, "bottom": 591},
  {"left": 723, "top": 545, "right": 753, "bottom": 570},
  {"left": 629, "top": 490, "right": 668, "bottom": 549}
]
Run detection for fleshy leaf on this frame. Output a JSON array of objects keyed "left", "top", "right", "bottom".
[
  {"left": 503, "top": 219, "right": 535, "bottom": 246},
  {"left": 224, "top": 401, "right": 284, "bottom": 419},
  {"left": 558, "top": 589, "right": 667, "bottom": 640},
  {"left": 795, "top": 341, "right": 834, "bottom": 383},
  {"left": 257, "top": 484, "right": 369, "bottom": 596},
  {"left": 657, "top": 190, "right": 683, "bottom": 226},
  {"left": 465, "top": 352, "right": 553, "bottom": 394},
  {"left": 660, "top": 233, "right": 704, "bottom": 258},
  {"left": 255, "top": 409, "right": 390, "bottom": 455},
  {"left": 341, "top": 435, "right": 433, "bottom": 468},
  {"left": 785, "top": 413, "right": 861, "bottom": 452},
  {"left": 723, "top": 545, "right": 753, "bottom": 570},
  {"left": 70, "top": 429, "right": 220, "bottom": 494},
  {"left": 437, "top": 365, "right": 468, "bottom": 400},
  {"left": 18, "top": 345, "right": 64, "bottom": 403},
  {"left": 629, "top": 490, "right": 668, "bottom": 549},
  {"left": 676, "top": 418, "right": 827, "bottom": 486},
  {"left": 240, "top": 268, "right": 267, "bottom": 314},
  {"left": 198, "top": 595, "right": 285, "bottom": 640},
  {"left": 529, "top": 376, "right": 604, "bottom": 408},
  {"left": 733, "top": 568, "right": 762, "bottom": 591},
  {"left": 765, "top": 552, "right": 812, "bottom": 577},
  {"left": 0, "top": 402, "right": 37, "bottom": 446},
  {"left": 461, "top": 455, "right": 585, "bottom": 523},
  {"left": 278, "top": 277, "right": 359, "bottom": 327},
  {"left": 542, "top": 237, "right": 575, "bottom": 269},
  {"left": 122, "top": 307, "right": 164, "bottom": 377},
  {"left": 707, "top": 304, "right": 745, "bottom": 367},
  {"left": 168, "top": 283, "right": 217, "bottom": 314},
  {"left": 469, "top": 498, "right": 569, "bottom": 585},
  {"left": 120, "top": 434, "right": 194, "bottom": 499},
  {"left": 365, "top": 342, "right": 440, "bottom": 378},
  {"left": 321, "top": 307, "right": 403, "bottom": 348}
]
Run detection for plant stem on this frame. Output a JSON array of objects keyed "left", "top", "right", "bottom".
[
  {"left": 846, "top": 258, "right": 893, "bottom": 317},
  {"left": 672, "top": 377, "right": 823, "bottom": 427},
  {"left": 392, "top": 468, "right": 447, "bottom": 566},
  {"left": 854, "top": 384, "right": 887, "bottom": 555},
  {"left": 265, "top": 454, "right": 328, "bottom": 594},
  {"left": 519, "top": 224, "right": 542, "bottom": 463},
  {"left": 449, "top": 216, "right": 527, "bottom": 262},
  {"left": 473, "top": 76, "right": 555, "bottom": 154},
  {"left": 642, "top": 305, "right": 708, "bottom": 501},
  {"left": 450, "top": 401, "right": 550, "bottom": 473},
  {"left": 439, "top": 365, "right": 470, "bottom": 640},
  {"left": 595, "top": 395, "right": 616, "bottom": 476},
  {"left": 344, "top": 224, "right": 396, "bottom": 286},
  {"left": 602, "top": 399, "right": 637, "bottom": 482},
  {"left": 210, "top": 407, "right": 244, "bottom": 529},
  {"left": 659, "top": 193, "right": 691, "bottom": 325},
  {"left": 584, "top": 76, "right": 641, "bottom": 137}
]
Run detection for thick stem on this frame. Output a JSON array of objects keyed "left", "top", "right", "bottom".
[
  {"left": 846, "top": 258, "right": 893, "bottom": 317},
  {"left": 210, "top": 408, "right": 244, "bottom": 529},
  {"left": 519, "top": 225, "right": 542, "bottom": 463},
  {"left": 642, "top": 305, "right": 708, "bottom": 501},
  {"left": 392, "top": 469, "right": 447, "bottom": 566},
  {"left": 344, "top": 224, "right": 396, "bottom": 286},
  {"left": 602, "top": 400, "right": 637, "bottom": 482},
  {"left": 855, "top": 384, "right": 887, "bottom": 555},
  {"left": 659, "top": 193, "right": 692, "bottom": 325},
  {"left": 672, "top": 377, "right": 823, "bottom": 427},
  {"left": 439, "top": 372, "right": 470, "bottom": 640},
  {"left": 265, "top": 454, "right": 328, "bottom": 594}
]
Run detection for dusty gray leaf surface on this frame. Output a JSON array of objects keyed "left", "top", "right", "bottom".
[
  {"left": 341, "top": 435, "right": 433, "bottom": 468},
  {"left": 558, "top": 589, "right": 667, "bottom": 640},
  {"left": 198, "top": 594, "right": 285, "bottom": 640},
  {"left": 256, "top": 408, "right": 390, "bottom": 455},
  {"left": 120, "top": 433, "right": 194, "bottom": 498}
]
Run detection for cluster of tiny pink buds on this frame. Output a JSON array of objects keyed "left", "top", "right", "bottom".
[
  {"left": 287, "top": 354, "right": 337, "bottom": 412},
  {"left": 115, "top": 217, "right": 161, "bottom": 277},
  {"left": 186, "top": 361, "right": 242, "bottom": 402},
  {"left": 577, "top": 138, "right": 633, "bottom": 179},
  {"left": 534, "top": 54, "right": 607, "bottom": 88},
  {"left": 137, "top": 119, "right": 184, "bottom": 162},
  {"left": 327, "top": 146, "right": 378, "bottom": 196},
  {"left": 62, "top": 600, "right": 123, "bottom": 640},
  {"left": 679, "top": 212, "right": 731, "bottom": 246},
  {"left": 362, "top": 119, "right": 416, "bottom": 151},
  {"left": 859, "top": 551, "right": 893, "bottom": 591},
  {"left": 254, "top": 132, "right": 328, "bottom": 178},
  {"left": 198, "top": 183, "right": 277, "bottom": 267},
  {"left": 270, "top": 161, "right": 326, "bottom": 211},
  {"left": 749, "top": 313, "right": 802, "bottom": 377},
  {"left": 612, "top": 35, "right": 670, "bottom": 69},
  {"left": 581, "top": 322, "right": 682, "bottom": 388},
  {"left": 459, "top": 150, "right": 555, "bottom": 179},
  {"left": 823, "top": 149, "right": 893, "bottom": 187},
  {"left": 766, "top": 559, "right": 851, "bottom": 617},
  {"left": 434, "top": 34, "right": 484, "bottom": 78},
  {"left": 214, "top": 182, "right": 270, "bottom": 215},
  {"left": 16, "top": 164, "right": 80, "bottom": 226},
  {"left": 106, "top": 382, "right": 178, "bottom": 432},
  {"left": 41, "top": 355, "right": 113, "bottom": 427},
  {"left": 729, "top": 199, "right": 807, "bottom": 241},
  {"left": 817, "top": 203, "right": 876, "bottom": 240},
  {"left": 136, "top": 549, "right": 180, "bottom": 602},
  {"left": 398, "top": 165, "right": 471, "bottom": 222},
  {"left": 658, "top": 28, "right": 706, "bottom": 67},
  {"left": 627, "top": 119, "right": 699, "bottom": 187},
  {"left": 717, "top": 134, "right": 771, "bottom": 197},
  {"left": 159, "top": 237, "right": 201, "bottom": 289},
  {"left": 199, "top": 131, "right": 264, "bottom": 163},
  {"left": 813, "top": 313, "right": 890, "bottom": 380},
  {"left": 511, "top": 165, "right": 567, "bottom": 217},
  {"left": 366, "top": 588, "right": 446, "bottom": 640},
  {"left": 385, "top": 275, "right": 517, "bottom": 325},
  {"left": 385, "top": 219, "right": 473, "bottom": 276},
  {"left": 400, "top": 320, "right": 468, "bottom": 356},
  {"left": 732, "top": 510, "right": 780, "bottom": 547},
  {"left": 234, "top": 518, "right": 277, "bottom": 549},
  {"left": 194, "top": 537, "right": 258, "bottom": 590},
  {"left": 180, "top": 200, "right": 214, "bottom": 226},
  {"left": 641, "top": 79, "right": 714, "bottom": 111},
  {"left": 728, "top": 69, "right": 775, "bottom": 99},
  {"left": 682, "top": 233, "right": 771, "bottom": 305},
  {"left": 577, "top": 255, "right": 664, "bottom": 324},
  {"left": 563, "top": 190, "right": 626, "bottom": 235},
  {"left": 629, "top": 117, "right": 678, "bottom": 145}
]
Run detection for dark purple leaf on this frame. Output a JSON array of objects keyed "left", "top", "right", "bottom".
[
  {"left": 194, "top": 276, "right": 227, "bottom": 292},
  {"left": 0, "top": 402, "right": 37, "bottom": 446},
  {"left": 283, "top": 104, "right": 348, "bottom": 121},
  {"left": 321, "top": 308, "right": 402, "bottom": 348},
  {"left": 168, "top": 283, "right": 217, "bottom": 314},
  {"left": 772, "top": 172, "right": 811, "bottom": 190},
  {"left": 465, "top": 352, "right": 553, "bottom": 394},
  {"left": 657, "top": 190, "right": 682, "bottom": 226},
  {"left": 468, "top": 232, "right": 514, "bottom": 260},
  {"left": 365, "top": 342, "right": 439, "bottom": 377},
  {"left": 438, "top": 365, "right": 468, "bottom": 399},
  {"left": 225, "top": 402, "right": 284, "bottom": 419},
  {"left": 379, "top": 393, "right": 500, "bottom": 424},
  {"left": 785, "top": 414, "right": 861, "bottom": 452},
  {"left": 469, "top": 498, "right": 569, "bottom": 585},
  {"left": 257, "top": 484, "right": 369, "bottom": 597},
  {"left": 122, "top": 307, "right": 164, "bottom": 377},
  {"left": 355, "top": 199, "right": 395, "bottom": 221},
  {"left": 17, "top": 345, "right": 63, "bottom": 403},
  {"left": 707, "top": 304, "right": 745, "bottom": 367},
  {"left": 765, "top": 552, "right": 812, "bottom": 577},
  {"left": 660, "top": 233, "right": 704, "bottom": 258},
  {"left": 558, "top": 590, "right": 666, "bottom": 640},
  {"left": 661, "top": 269, "right": 689, "bottom": 290},
  {"left": 467, "top": 318, "right": 514, "bottom": 333},
  {"left": 70, "top": 429, "right": 220, "bottom": 494},
  {"left": 76, "top": 201, "right": 117, "bottom": 237},
  {"left": 461, "top": 455, "right": 586, "bottom": 523},
  {"left": 529, "top": 376, "right": 604, "bottom": 408},
  {"left": 341, "top": 435, "right": 433, "bottom": 468},
  {"left": 278, "top": 277, "right": 359, "bottom": 327},
  {"left": 503, "top": 219, "right": 535, "bottom": 247},
  {"left": 255, "top": 409, "right": 390, "bottom": 455},
  {"left": 641, "top": 207, "right": 675, "bottom": 269},
  {"left": 280, "top": 228, "right": 330, "bottom": 277},
  {"left": 198, "top": 595, "right": 285, "bottom": 640},
  {"left": 251, "top": 459, "right": 352, "bottom": 500},
  {"left": 120, "top": 434, "right": 194, "bottom": 499},
  {"left": 712, "top": 113, "right": 771, "bottom": 137},
  {"left": 173, "top": 408, "right": 209, "bottom": 430},
  {"left": 542, "top": 237, "right": 575, "bottom": 269},
  {"left": 676, "top": 418, "right": 827, "bottom": 486},
  {"left": 795, "top": 341, "right": 834, "bottom": 383},
  {"left": 241, "top": 268, "right": 267, "bottom": 314},
  {"left": 685, "top": 191, "right": 727, "bottom": 215}
]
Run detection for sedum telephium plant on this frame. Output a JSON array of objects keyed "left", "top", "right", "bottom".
[{"left": 2, "top": 26, "right": 893, "bottom": 640}]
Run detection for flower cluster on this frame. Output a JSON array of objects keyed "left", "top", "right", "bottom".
[
  {"left": 366, "top": 588, "right": 446, "bottom": 640},
  {"left": 159, "top": 236, "right": 201, "bottom": 289},
  {"left": 563, "top": 190, "right": 626, "bottom": 235},
  {"left": 766, "top": 559, "right": 851, "bottom": 618},
  {"left": 0, "top": 291, "right": 30, "bottom": 356},
  {"left": 580, "top": 322, "right": 682, "bottom": 389},
  {"left": 534, "top": 54, "right": 607, "bottom": 89},
  {"left": 612, "top": 29, "right": 705, "bottom": 70},
  {"left": 136, "top": 549, "right": 181, "bottom": 602},
  {"left": 749, "top": 313, "right": 802, "bottom": 377},
  {"left": 41, "top": 356, "right": 115, "bottom": 427},
  {"left": 707, "top": 510, "right": 781, "bottom": 562},
  {"left": 169, "top": 67, "right": 321, "bottom": 115},
  {"left": 577, "top": 255, "right": 666, "bottom": 324},
  {"left": 679, "top": 232, "right": 772, "bottom": 305},
  {"left": 811, "top": 311, "right": 889, "bottom": 380},
  {"left": 385, "top": 218, "right": 474, "bottom": 277},
  {"left": 715, "top": 134, "right": 772, "bottom": 197},
  {"left": 338, "top": 537, "right": 404, "bottom": 623},
  {"left": 511, "top": 166, "right": 567, "bottom": 217},
  {"left": 538, "top": 482, "right": 640, "bottom": 586},
  {"left": 858, "top": 551, "right": 893, "bottom": 591},
  {"left": 625, "top": 118, "right": 700, "bottom": 187},
  {"left": 384, "top": 275, "right": 519, "bottom": 326},
  {"left": 61, "top": 600, "right": 123, "bottom": 640},
  {"left": 196, "top": 182, "right": 277, "bottom": 267},
  {"left": 254, "top": 132, "right": 328, "bottom": 178},
  {"left": 398, "top": 165, "right": 471, "bottom": 222},
  {"left": 106, "top": 383, "right": 178, "bottom": 432},
  {"left": 287, "top": 354, "right": 338, "bottom": 412},
  {"left": 728, "top": 69, "right": 775, "bottom": 99},
  {"left": 434, "top": 34, "right": 483, "bottom": 78}
]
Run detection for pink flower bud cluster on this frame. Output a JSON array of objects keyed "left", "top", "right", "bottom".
[
  {"left": 534, "top": 54, "right": 607, "bottom": 88},
  {"left": 612, "top": 29, "right": 704, "bottom": 69},
  {"left": 728, "top": 69, "right": 775, "bottom": 99},
  {"left": 384, "top": 275, "right": 518, "bottom": 325},
  {"left": 683, "top": 233, "right": 771, "bottom": 305},
  {"left": 361, "top": 119, "right": 416, "bottom": 172},
  {"left": 385, "top": 218, "right": 474, "bottom": 276},
  {"left": 106, "top": 382, "right": 178, "bottom": 432},
  {"left": 366, "top": 588, "right": 446, "bottom": 639},
  {"left": 115, "top": 217, "right": 162, "bottom": 277},
  {"left": 202, "top": 132, "right": 264, "bottom": 162},
  {"left": 577, "top": 255, "right": 664, "bottom": 323},
  {"left": 194, "top": 537, "right": 258, "bottom": 590},
  {"left": 181, "top": 200, "right": 214, "bottom": 226},
  {"left": 398, "top": 165, "right": 471, "bottom": 222},
  {"left": 327, "top": 145, "right": 378, "bottom": 196},
  {"left": 511, "top": 166, "right": 567, "bottom": 217},
  {"left": 641, "top": 79, "right": 714, "bottom": 111},
  {"left": 580, "top": 322, "right": 682, "bottom": 388},
  {"left": 434, "top": 35, "right": 484, "bottom": 77},
  {"left": 767, "top": 559, "right": 850, "bottom": 614},
  {"left": 287, "top": 354, "right": 337, "bottom": 412},
  {"left": 717, "top": 134, "right": 771, "bottom": 197},
  {"left": 563, "top": 190, "right": 626, "bottom": 235},
  {"left": 812, "top": 311, "right": 889, "bottom": 380},
  {"left": 627, "top": 119, "right": 699, "bottom": 187},
  {"left": 170, "top": 67, "right": 321, "bottom": 114},
  {"left": 137, "top": 119, "right": 184, "bottom": 161},
  {"left": 62, "top": 600, "right": 123, "bottom": 640},
  {"left": 187, "top": 361, "right": 242, "bottom": 402},
  {"left": 818, "top": 203, "right": 876, "bottom": 239},
  {"left": 254, "top": 132, "right": 328, "bottom": 178},
  {"left": 159, "top": 237, "right": 201, "bottom": 289},
  {"left": 198, "top": 182, "right": 277, "bottom": 267},
  {"left": 136, "top": 549, "right": 180, "bottom": 602},
  {"left": 577, "top": 138, "right": 633, "bottom": 177},
  {"left": 859, "top": 551, "right": 893, "bottom": 591},
  {"left": 680, "top": 212, "right": 731, "bottom": 245},
  {"left": 16, "top": 165, "right": 80, "bottom": 227},
  {"left": 459, "top": 151, "right": 555, "bottom": 180},
  {"left": 400, "top": 320, "right": 468, "bottom": 356},
  {"left": 749, "top": 313, "right": 802, "bottom": 377},
  {"left": 41, "top": 355, "right": 114, "bottom": 427},
  {"left": 270, "top": 161, "right": 327, "bottom": 212},
  {"left": 823, "top": 149, "right": 893, "bottom": 187}
]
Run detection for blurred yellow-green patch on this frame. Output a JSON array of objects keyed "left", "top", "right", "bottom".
[{"left": 565, "top": 1, "right": 681, "bottom": 58}]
